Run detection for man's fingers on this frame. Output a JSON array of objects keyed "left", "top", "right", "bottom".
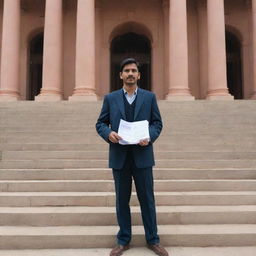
[
  {"left": 112, "top": 132, "right": 122, "bottom": 140},
  {"left": 139, "top": 139, "right": 149, "bottom": 146},
  {"left": 109, "top": 132, "right": 122, "bottom": 143},
  {"left": 115, "top": 134, "right": 122, "bottom": 140}
]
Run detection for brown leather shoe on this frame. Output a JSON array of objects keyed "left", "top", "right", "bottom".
[
  {"left": 109, "top": 244, "right": 130, "bottom": 256},
  {"left": 147, "top": 244, "right": 169, "bottom": 256}
]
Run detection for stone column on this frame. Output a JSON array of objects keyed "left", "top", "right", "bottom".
[
  {"left": 69, "top": 0, "right": 97, "bottom": 101},
  {"left": 0, "top": 0, "right": 21, "bottom": 101},
  {"left": 251, "top": 0, "right": 256, "bottom": 99},
  {"left": 35, "top": 0, "right": 63, "bottom": 101},
  {"left": 206, "top": 0, "right": 233, "bottom": 99},
  {"left": 166, "top": 0, "right": 194, "bottom": 100}
]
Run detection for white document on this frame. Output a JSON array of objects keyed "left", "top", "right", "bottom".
[{"left": 118, "top": 119, "right": 150, "bottom": 145}]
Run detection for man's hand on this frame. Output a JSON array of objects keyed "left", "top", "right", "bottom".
[
  {"left": 139, "top": 139, "right": 149, "bottom": 146},
  {"left": 108, "top": 131, "right": 122, "bottom": 143}
]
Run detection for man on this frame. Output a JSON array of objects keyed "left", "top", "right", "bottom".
[{"left": 96, "top": 58, "right": 169, "bottom": 256}]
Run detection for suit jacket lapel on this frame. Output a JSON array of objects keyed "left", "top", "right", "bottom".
[
  {"left": 134, "top": 88, "right": 144, "bottom": 120},
  {"left": 115, "top": 89, "right": 126, "bottom": 120}
]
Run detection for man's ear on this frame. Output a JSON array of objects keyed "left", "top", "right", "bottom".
[
  {"left": 138, "top": 72, "right": 141, "bottom": 80},
  {"left": 119, "top": 72, "right": 123, "bottom": 80}
]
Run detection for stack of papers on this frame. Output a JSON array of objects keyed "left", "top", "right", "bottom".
[{"left": 118, "top": 119, "right": 150, "bottom": 145}]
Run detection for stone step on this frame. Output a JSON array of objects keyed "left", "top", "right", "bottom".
[
  {"left": 0, "top": 116, "right": 255, "bottom": 123},
  {"left": 1, "top": 136, "right": 256, "bottom": 146},
  {"left": 1, "top": 114, "right": 255, "bottom": 122},
  {"left": 0, "top": 159, "right": 255, "bottom": 169},
  {"left": 0, "top": 191, "right": 255, "bottom": 207},
  {"left": 1, "top": 132, "right": 255, "bottom": 141},
  {"left": 1, "top": 106, "right": 254, "bottom": 114},
  {"left": 0, "top": 104, "right": 255, "bottom": 114},
  {"left": 0, "top": 125, "right": 253, "bottom": 135},
  {"left": 0, "top": 179, "right": 255, "bottom": 192},
  {"left": 0, "top": 224, "right": 255, "bottom": 248},
  {"left": 4, "top": 112, "right": 254, "bottom": 120},
  {"left": 0, "top": 143, "right": 110, "bottom": 151},
  {"left": 1, "top": 143, "right": 256, "bottom": 152},
  {"left": 7, "top": 120, "right": 256, "bottom": 129},
  {"left": 1, "top": 106, "right": 254, "bottom": 113},
  {"left": 0, "top": 247, "right": 256, "bottom": 256},
  {"left": 0, "top": 99, "right": 254, "bottom": 105},
  {"left": 0, "top": 110, "right": 254, "bottom": 117},
  {"left": 3, "top": 151, "right": 256, "bottom": 160},
  {"left": 0, "top": 206, "right": 255, "bottom": 226},
  {"left": 1, "top": 124, "right": 256, "bottom": 132},
  {"left": 0, "top": 126, "right": 96, "bottom": 131},
  {"left": 0, "top": 168, "right": 255, "bottom": 180}
]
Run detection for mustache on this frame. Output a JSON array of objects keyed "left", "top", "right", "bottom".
[{"left": 127, "top": 76, "right": 135, "bottom": 79}]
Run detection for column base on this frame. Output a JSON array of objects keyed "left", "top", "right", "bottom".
[
  {"left": 34, "top": 88, "right": 63, "bottom": 101},
  {"left": 165, "top": 88, "right": 195, "bottom": 101},
  {"left": 69, "top": 88, "right": 98, "bottom": 101},
  {"left": 35, "top": 95, "right": 63, "bottom": 101},
  {"left": 206, "top": 89, "right": 234, "bottom": 100},
  {"left": 0, "top": 90, "right": 20, "bottom": 101},
  {"left": 250, "top": 92, "right": 256, "bottom": 99}
]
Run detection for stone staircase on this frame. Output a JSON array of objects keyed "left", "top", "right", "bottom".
[{"left": 0, "top": 101, "right": 256, "bottom": 255}]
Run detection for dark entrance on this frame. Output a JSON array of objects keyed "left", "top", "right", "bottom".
[
  {"left": 110, "top": 32, "right": 151, "bottom": 91},
  {"left": 28, "top": 33, "right": 44, "bottom": 100},
  {"left": 226, "top": 31, "right": 243, "bottom": 99}
]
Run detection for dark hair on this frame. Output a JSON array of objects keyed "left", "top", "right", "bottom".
[{"left": 120, "top": 58, "right": 140, "bottom": 72}]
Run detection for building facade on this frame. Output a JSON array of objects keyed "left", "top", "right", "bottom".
[{"left": 0, "top": 0, "right": 255, "bottom": 101}]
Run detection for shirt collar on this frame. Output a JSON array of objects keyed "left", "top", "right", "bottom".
[{"left": 123, "top": 87, "right": 138, "bottom": 96}]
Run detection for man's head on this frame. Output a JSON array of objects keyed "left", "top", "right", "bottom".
[{"left": 119, "top": 58, "right": 140, "bottom": 87}]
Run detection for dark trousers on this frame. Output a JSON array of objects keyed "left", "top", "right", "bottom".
[{"left": 112, "top": 150, "right": 160, "bottom": 245}]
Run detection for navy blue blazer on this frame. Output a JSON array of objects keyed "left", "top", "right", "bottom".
[{"left": 96, "top": 88, "right": 163, "bottom": 169}]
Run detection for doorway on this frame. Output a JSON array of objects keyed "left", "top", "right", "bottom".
[
  {"left": 226, "top": 31, "right": 243, "bottom": 99},
  {"left": 110, "top": 32, "right": 151, "bottom": 91},
  {"left": 28, "top": 33, "right": 44, "bottom": 100}
]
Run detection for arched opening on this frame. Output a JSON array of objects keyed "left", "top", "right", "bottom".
[
  {"left": 110, "top": 32, "right": 151, "bottom": 91},
  {"left": 226, "top": 31, "right": 243, "bottom": 99},
  {"left": 28, "top": 32, "right": 44, "bottom": 100}
]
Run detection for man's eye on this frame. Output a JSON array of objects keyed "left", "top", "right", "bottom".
[{"left": 124, "top": 69, "right": 138, "bottom": 73}]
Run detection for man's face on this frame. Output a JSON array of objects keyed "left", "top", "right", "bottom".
[{"left": 120, "top": 63, "right": 140, "bottom": 87}]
